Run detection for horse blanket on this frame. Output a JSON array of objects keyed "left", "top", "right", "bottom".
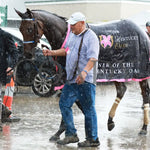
[{"left": 90, "top": 20, "right": 150, "bottom": 82}]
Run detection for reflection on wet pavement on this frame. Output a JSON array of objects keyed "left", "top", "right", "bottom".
[{"left": 0, "top": 81, "right": 150, "bottom": 150}]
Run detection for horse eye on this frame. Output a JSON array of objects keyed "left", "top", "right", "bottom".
[{"left": 27, "top": 28, "right": 33, "bottom": 33}]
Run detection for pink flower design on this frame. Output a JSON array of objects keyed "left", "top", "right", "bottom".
[{"left": 101, "top": 35, "right": 112, "bottom": 48}]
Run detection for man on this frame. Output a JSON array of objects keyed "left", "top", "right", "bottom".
[
  {"left": 146, "top": 21, "right": 150, "bottom": 38},
  {"left": 0, "top": 27, "right": 19, "bottom": 123},
  {"left": 2, "top": 40, "right": 20, "bottom": 123},
  {"left": 43, "top": 12, "right": 100, "bottom": 147}
]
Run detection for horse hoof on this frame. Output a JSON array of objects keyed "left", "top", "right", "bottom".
[
  {"left": 108, "top": 122, "right": 115, "bottom": 131},
  {"left": 49, "top": 135, "right": 60, "bottom": 142},
  {"left": 138, "top": 129, "right": 147, "bottom": 135}
]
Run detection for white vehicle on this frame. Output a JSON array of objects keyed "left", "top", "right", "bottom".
[{"left": 1, "top": 27, "right": 50, "bottom": 49}]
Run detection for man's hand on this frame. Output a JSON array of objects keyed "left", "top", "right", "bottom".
[
  {"left": 43, "top": 48, "right": 66, "bottom": 56},
  {"left": 76, "top": 71, "right": 87, "bottom": 85},
  {"left": 6, "top": 67, "right": 13, "bottom": 76},
  {"left": 43, "top": 49, "right": 53, "bottom": 56}
]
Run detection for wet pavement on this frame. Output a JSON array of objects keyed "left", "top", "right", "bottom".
[{"left": 0, "top": 81, "right": 150, "bottom": 150}]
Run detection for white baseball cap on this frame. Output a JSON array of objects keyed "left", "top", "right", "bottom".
[{"left": 67, "top": 12, "right": 86, "bottom": 25}]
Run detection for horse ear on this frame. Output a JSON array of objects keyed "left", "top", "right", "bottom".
[
  {"left": 26, "top": 8, "right": 34, "bottom": 18},
  {"left": 14, "top": 8, "right": 25, "bottom": 19},
  {"left": 15, "top": 8, "right": 33, "bottom": 19}
]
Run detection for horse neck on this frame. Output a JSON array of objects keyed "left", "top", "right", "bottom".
[
  {"left": 43, "top": 21, "right": 67, "bottom": 67},
  {"left": 42, "top": 19, "right": 67, "bottom": 49}
]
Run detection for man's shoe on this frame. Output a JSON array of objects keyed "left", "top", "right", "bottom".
[
  {"left": 2, "top": 115, "right": 21, "bottom": 123},
  {"left": 78, "top": 138, "right": 100, "bottom": 147},
  {"left": 2, "top": 104, "right": 12, "bottom": 119},
  {"left": 57, "top": 134, "right": 79, "bottom": 145},
  {"left": 49, "top": 134, "right": 60, "bottom": 141}
]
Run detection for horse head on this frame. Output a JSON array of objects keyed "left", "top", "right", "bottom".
[{"left": 15, "top": 8, "right": 44, "bottom": 59}]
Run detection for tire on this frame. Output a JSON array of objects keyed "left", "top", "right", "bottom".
[
  {"left": 32, "top": 58, "right": 63, "bottom": 97},
  {"left": 15, "top": 59, "right": 38, "bottom": 86},
  {"left": 32, "top": 70, "right": 55, "bottom": 97}
]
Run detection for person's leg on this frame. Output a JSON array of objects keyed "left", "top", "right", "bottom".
[
  {"left": 78, "top": 82, "right": 100, "bottom": 147},
  {"left": 49, "top": 100, "right": 84, "bottom": 141},
  {"left": 3, "top": 77, "right": 14, "bottom": 110},
  {"left": 2, "top": 77, "right": 20, "bottom": 122},
  {"left": 57, "top": 83, "right": 79, "bottom": 145}
]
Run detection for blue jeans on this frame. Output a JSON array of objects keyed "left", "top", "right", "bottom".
[{"left": 59, "top": 81, "right": 98, "bottom": 140}]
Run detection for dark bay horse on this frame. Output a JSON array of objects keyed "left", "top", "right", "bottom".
[{"left": 15, "top": 9, "right": 150, "bottom": 138}]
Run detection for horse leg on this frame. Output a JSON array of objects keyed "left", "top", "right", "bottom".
[
  {"left": 49, "top": 100, "right": 83, "bottom": 141},
  {"left": 138, "top": 80, "right": 149, "bottom": 135},
  {"left": 108, "top": 81, "right": 127, "bottom": 131}
]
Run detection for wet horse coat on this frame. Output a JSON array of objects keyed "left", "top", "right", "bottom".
[{"left": 16, "top": 9, "right": 150, "bottom": 137}]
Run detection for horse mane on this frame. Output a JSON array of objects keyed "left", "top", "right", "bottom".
[{"left": 31, "top": 9, "right": 67, "bottom": 21}]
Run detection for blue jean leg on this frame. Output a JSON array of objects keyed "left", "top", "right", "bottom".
[
  {"left": 59, "top": 83, "right": 77, "bottom": 136},
  {"left": 78, "top": 82, "right": 98, "bottom": 140}
]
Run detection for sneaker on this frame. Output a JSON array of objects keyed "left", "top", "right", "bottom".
[
  {"left": 2, "top": 115, "right": 21, "bottom": 123},
  {"left": 49, "top": 134, "right": 60, "bottom": 141},
  {"left": 78, "top": 138, "right": 100, "bottom": 147},
  {"left": 2, "top": 104, "right": 12, "bottom": 119},
  {"left": 57, "top": 134, "right": 79, "bottom": 145}
]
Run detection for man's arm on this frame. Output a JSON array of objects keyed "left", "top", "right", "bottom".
[
  {"left": 6, "top": 67, "right": 13, "bottom": 76},
  {"left": 5, "top": 33, "right": 19, "bottom": 75},
  {"left": 83, "top": 58, "right": 97, "bottom": 72},
  {"left": 43, "top": 48, "right": 66, "bottom": 56},
  {"left": 76, "top": 58, "right": 97, "bottom": 85}
]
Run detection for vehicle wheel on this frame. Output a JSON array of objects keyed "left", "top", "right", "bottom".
[
  {"left": 15, "top": 58, "right": 37, "bottom": 86},
  {"left": 32, "top": 58, "right": 63, "bottom": 97},
  {"left": 32, "top": 70, "right": 55, "bottom": 97}
]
